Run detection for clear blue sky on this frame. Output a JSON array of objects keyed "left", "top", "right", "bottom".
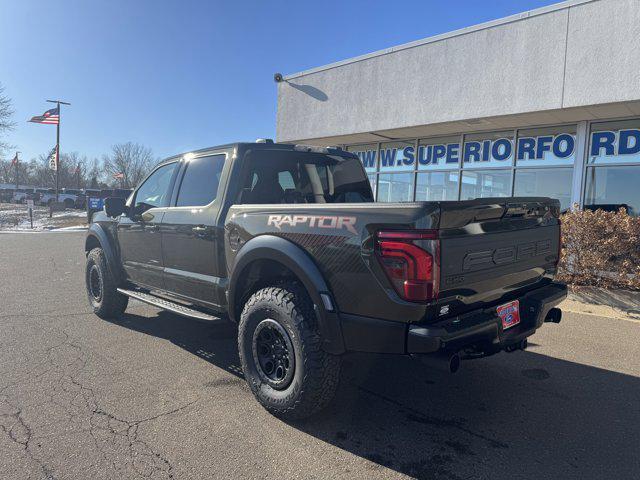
[{"left": 1, "top": 0, "right": 560, "bottom": 163}]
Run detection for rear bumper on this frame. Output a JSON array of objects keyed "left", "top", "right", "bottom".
[{"left": 340, "top": 282, "right": 567, "bottom": 355}]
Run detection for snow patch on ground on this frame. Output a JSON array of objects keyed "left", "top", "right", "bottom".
[{"left": 0, "top": 203, "right": 88, "bottom": 231}]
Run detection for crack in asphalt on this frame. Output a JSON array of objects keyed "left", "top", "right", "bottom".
[
  {"left": 0, "top": 396, "right": 55, "bottom": 479},
  {"left": 0, "top": 323, "right": 198, "bottom": 479}
]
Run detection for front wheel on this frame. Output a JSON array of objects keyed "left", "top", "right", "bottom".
[
  {"left": 238, "top": 284, "right": 341, "bottom": 419},
  {"left": 85, "top": 247, "right": 128, "bottom": 319}
]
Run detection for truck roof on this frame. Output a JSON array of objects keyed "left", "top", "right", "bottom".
[{"left": 157, "top": 141, "right": 355, "bottom": 167}]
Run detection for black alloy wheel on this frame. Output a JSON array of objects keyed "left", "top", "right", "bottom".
[{"left": 252, "top": 319, "right": 296, "bottom": 390}]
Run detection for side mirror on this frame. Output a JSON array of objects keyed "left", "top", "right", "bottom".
[{"left": 104, "top": 197, "right": 127, "bottom": 217}]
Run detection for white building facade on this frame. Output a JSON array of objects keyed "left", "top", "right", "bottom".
[{"left": 276, "top": 0, "right": 640, "bottom": 214}]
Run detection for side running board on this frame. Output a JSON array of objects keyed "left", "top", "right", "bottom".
[{"left": 117, "top": 288, "right": 221, "bottom": 321}]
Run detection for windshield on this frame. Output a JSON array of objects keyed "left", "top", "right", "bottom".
[{"left": 239, "top": 150, "right": 373, "bottom": 204}]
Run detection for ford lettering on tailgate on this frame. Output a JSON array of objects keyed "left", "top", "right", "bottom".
[{"left": 462, "top": 240, "right": 551, "bottom": 272}]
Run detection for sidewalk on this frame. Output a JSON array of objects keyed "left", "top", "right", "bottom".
[{"left": 561, "top": 286, "right": 640, "bottom": 321}]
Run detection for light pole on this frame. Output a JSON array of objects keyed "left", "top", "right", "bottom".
[{"left": 14, "top": 151, "right": 20, "bottom": 190}]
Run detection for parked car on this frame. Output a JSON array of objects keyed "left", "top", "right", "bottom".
[
  {"left": 0, "top": 188, "right": 15, "bottom": 203},
  {"left": 39, "top": 190, "right": 78, "bottom": 209},
  {"left": 12, "top": 188, "right": 34, "bottom": 204},
  {"left": 33, "top": 188, "right": 52, "bottom": 204},
  {"left": 75, "top": 189, "right": 98, "bottom": 209},
  {"left": 84, "top": 141, "right": 566, "bottom": 419}
]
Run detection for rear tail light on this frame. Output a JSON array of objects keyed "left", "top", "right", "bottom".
[{"left": 375, "top": 230, "right": 439, "bottom": 302}]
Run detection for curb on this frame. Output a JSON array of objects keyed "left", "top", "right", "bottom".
[{"left": 560, "top": 286, "right": 640, "bottom": 321}]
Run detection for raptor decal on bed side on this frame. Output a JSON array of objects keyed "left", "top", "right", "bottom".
[{"left": 267, "top": 214, "right": 357, "bottom": 235}]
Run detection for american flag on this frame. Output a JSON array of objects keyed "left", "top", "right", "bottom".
[
  {"left": 113, "top": 172, "right": 124, "bottom": 179},
  {"left": 29, "top": 107, "right": 59, "bottom": 125},
  {"left": 11, "top": 153, "right": 18, "bottom": 165}
]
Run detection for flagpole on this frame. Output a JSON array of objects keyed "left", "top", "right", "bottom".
[
  {"left": 55, "top": 103, "right": 60, "bottom": 201},
  {"left": 46, "top": 99, "right": 70, "bottom": 202},
  {"left": 14, "top": 152, "right": 20, "bottom": 190}
]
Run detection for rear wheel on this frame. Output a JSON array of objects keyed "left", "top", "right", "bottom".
[
  {"left": 85, "top": 247, "right": 128, "bottom": 318},
  {"left": 63, "top": 198, "right": 74, "bottom": 209},
  {"left": 238, "top": 284, "right": 341, "bottom": 419}
]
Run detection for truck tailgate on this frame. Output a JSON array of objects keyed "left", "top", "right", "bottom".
[{"left": 438, "top": 198, "right": 561, "bottom": 313}]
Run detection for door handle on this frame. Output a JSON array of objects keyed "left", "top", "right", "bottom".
[
  {"left": 192, "top": 225, "right": 209, "bottom": 238},
  {"left": 145, "top": 224, "right": 160, "bottom": 232}
]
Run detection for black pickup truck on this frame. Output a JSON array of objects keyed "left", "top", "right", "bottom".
[{"left": 85, "top": 141, "right": 566, "bottom": 419}]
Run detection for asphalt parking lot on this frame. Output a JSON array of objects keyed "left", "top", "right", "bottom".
[{"left": 1, "top": 232, "right": 639, "bottom": 480}]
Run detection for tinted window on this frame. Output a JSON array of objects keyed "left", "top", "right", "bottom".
[
  {"left": 367, "top": 173, "right": 377, "bottom": 198},
  {"left": 135, "top": 162, "right": 178, "bottom": 209},
  {"left": 584, "top": 166, "right": 640, "bottom": 216},
  {"left": 176, "top": 155, "right": 225, "bottom": 207},
  {"left": 514, "top": 168, "right": 573, "bottom": 212},
  {"left": 377, "top": 173, "right": 414, "bottom": 202},
  {"left": 278, "top": 171, "right": 295, "bottom": 190},
  {"left": 415, "top": 171, "right": 459, "bottom": 201},
  {"left": 240, "top": 151, "right": 373, "bottom": 204},
  {"left": 460, "top": 170, "right": 511, "bottom": 199}
]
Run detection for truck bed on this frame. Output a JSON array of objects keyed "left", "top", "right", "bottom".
[{"left": 225, "top": 197, "right": 561, "bottom": 324}]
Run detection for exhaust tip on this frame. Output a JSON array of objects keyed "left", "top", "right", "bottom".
[
  {"left": 545, "top": 307, "right": 562, "bottom": 324},
  {"left": 411, "top": 352, "right": 461, "bottom": 374}
]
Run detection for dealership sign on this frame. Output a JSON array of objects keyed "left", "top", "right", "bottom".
[{"left": 353, "top": 128, "right": 640, "bottom": 169}]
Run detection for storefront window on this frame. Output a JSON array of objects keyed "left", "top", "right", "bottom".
[
  {"left": 461, "top": 170, "right": 511, "bottom": 199},
  {"left": 462, "top": 131, "right": 514, "bottom": 169},
  {"left": 379, "top": 141, "right": 416, "bottom": 172},
  {"left": 514, "top": 168, "right": 573, "bottom": 212},
  {"left": 415, "top": 171, "right": 459, "bottom": 201},
  {"left": 589, "top": 119, "right": 640, "bottom": 165},
  {"left": 417, "top": 135, "right": 461, "bottom": 170},
  {"left": 584, "top": 166, "right": 639, "bottom": 216},
  {"left": 367, "top": 173, "right": 377, "bottom": 198},
  {"left": 515, "top": 125, "right": 576, "bottom": 167},
  {"left": 344, "top": 119, "right": 639, "bottom": 206},
  {"left": 377, "top": 173, "right": 414, "bottom": 202},
  {"left": 347, "top": 143, "right": 378, "bottom": 173}
]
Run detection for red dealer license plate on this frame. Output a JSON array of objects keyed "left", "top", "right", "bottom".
[{"left": 497, "top": 300, "right": 520, "bottom": 330}]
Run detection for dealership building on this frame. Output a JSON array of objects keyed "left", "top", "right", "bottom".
[{"left": 276, "top": 0, "right": 640, "bottom": 214}]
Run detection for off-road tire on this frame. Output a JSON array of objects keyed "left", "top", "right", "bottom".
[
  {"left": 238, "top": 284, "right": 341, "bottom": 419},
  {"left": 86, "top": 247, "right": 128, "bottom": 319}
]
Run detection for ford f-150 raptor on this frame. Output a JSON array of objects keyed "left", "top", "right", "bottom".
[{"left": 84, "top": 141, "right": 566, "bottom": 419}]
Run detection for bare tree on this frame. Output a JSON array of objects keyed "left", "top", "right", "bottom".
[
  {"left": 0, "top": 159, "right": 14, "bottom": 183},
  {"left": 103, "top": 142, "right": 155, "bottom": 188},
  {"left": 0, "top": 83, "right": 16, "bottom": 158},
  {"left": 87, "top": 157, "right": 103, "bottom": 188},
  {"left": 31, "top": 153, "right": 56, "bottom": 188}
]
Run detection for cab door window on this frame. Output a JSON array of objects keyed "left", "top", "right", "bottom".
[
  {"left": 175, "top": 154, "right": 226, "bottom": 207},
  {"left": 133, "top": 162, "right": 178, "bottom": 213}
]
